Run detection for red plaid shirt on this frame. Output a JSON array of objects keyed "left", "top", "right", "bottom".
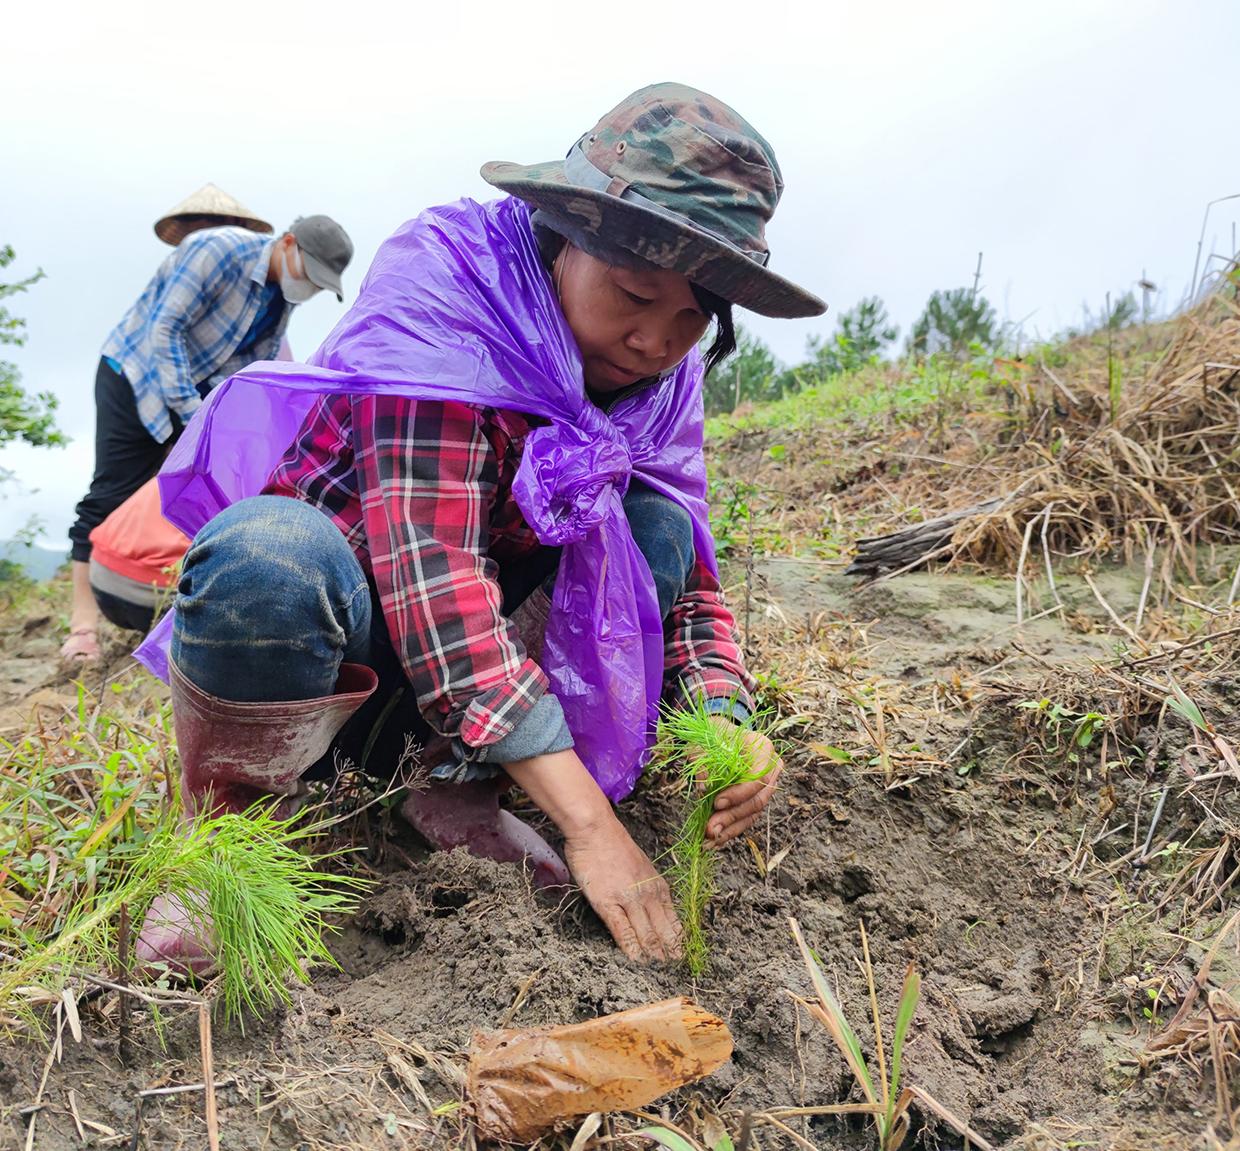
[{"left": 265, "top": 392, "right": 754, "bottom": 748}]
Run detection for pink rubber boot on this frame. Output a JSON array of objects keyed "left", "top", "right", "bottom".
[
  {"left": 395, "top": 585, "right": 570, "bottom": 890},
  {"left": 400, "top": 780, "right": 571, "bottom": 889},
  {"left": 136, "top": 662, "right": 378, "bottom": 975}
]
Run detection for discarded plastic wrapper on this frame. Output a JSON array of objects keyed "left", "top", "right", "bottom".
[{"left": 467, "top": 996, "right": 733, "bottom": 1142}]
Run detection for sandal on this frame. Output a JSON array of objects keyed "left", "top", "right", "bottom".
[{"left": 60, "top": 626, "right": 101, "bottom": 664}]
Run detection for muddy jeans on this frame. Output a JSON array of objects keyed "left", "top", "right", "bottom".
[{"left": 169, "top": 486, "right": 697, "bottom": 780}]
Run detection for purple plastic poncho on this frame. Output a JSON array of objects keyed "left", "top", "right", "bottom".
[{"left": 136, "top": 196, "right": 718, "bottom": 801}]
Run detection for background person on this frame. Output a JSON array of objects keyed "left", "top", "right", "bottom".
[
  {"left": 86, "top": 477, "right": 189, "bottom": 633},
  {"left": 152, "top": 182, "right": 274, "bottom": 246},
  {"left": 61, "top": 213, "right": 353, "bottom": 663},
  {"left": 86, "top": 337, "right": 294, "bottom": 636}
]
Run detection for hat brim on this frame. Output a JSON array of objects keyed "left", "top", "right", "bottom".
[
  {"left": 301, "top": 250, "right": 345, "bottom": 302},
  {"left": 481, "top": 159, "right": 826, "bottom": 320},
  {"left": 155, "top": 212, "right": 274, "bottom": 247}
]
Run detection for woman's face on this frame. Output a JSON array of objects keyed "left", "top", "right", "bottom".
[{"left": 554, "top": 245, "right": 711, "bottom": 393}]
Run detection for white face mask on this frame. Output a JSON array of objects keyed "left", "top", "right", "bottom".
[{"left": 279, "top": 244, "right": 320, "bottom": 304}]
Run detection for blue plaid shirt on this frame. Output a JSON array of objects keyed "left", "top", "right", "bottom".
[{"left": 102, "top": 227, "right": 292, "bottom": 443}]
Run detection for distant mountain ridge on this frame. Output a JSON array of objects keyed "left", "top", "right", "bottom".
[{"left": 0, "top": 540, "right": 68, "bottom": 581}]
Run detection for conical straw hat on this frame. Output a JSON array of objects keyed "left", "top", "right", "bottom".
[{"left": 154, "top": 183, "right": 274, "bottom": 245}]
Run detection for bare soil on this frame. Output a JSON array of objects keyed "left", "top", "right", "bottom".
[{"left": 0, "top": 563, "right": 1228, "bottom": 1150}]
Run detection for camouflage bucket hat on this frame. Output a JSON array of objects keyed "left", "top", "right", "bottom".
[{"left": 481, "top": 83, "right": 827, "bottom": 319}]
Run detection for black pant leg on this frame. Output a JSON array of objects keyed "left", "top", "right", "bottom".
[
  {"left": 68, "top": 359, "right": 181, "bottom": 563},
  {"left": 91, "top": 587, "right": 156, "bottom": 633}
]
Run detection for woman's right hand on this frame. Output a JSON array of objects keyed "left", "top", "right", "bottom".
[
  {"left": 563, "top": 814, "right": 683, "bottom": 963},
  {"left": 504, "top": 747, "right": 683, "bottom": 963}
]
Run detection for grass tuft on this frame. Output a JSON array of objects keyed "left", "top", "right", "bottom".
[{"left": 789, "top": 917, "right": 993, "bottom": 1151}]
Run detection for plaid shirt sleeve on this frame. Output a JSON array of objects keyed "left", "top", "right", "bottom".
[
  {"left": 352, "top": 394, "right": 549, "bottom": 748},
  {"left": 663, "top": 558, "right": 757, "bottom": 722},
  {"left": 209, "top": 311, "right": 289, "bottom": 391},
  {"left": 147, "top": 243, "right": 233, "bottom": 421}
]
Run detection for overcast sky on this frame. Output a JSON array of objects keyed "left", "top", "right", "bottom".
[{"left": 2, "top": 0, "right": 1238, "bottom": 549}]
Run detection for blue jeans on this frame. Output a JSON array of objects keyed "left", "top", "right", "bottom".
[{"left": 171, "top": 485, "right": 695, "bottom": 773}]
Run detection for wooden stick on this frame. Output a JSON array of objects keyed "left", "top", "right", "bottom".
[
  {"left": 764, "top": 1106, "right": 883, "bottom": 1118},
  {"left": 117, "top": 903, "right": 132, "bottom": 1067},
  {"left": 77, "top": 972, "right": 204, "bottom": 1007},
  {"left": 1134, "top": 787, "right": 1170, "bottom": 868},
  {"left": 754, "top": 1112, "right": 819, "bottom": 1151},
  {"left": 859, "top": 922, "right": 889, "bottom": 1114},
  {"left": 1083, "top": 572, "right": 1145, "bottom": 649},
  {"left": 198, "top": 1004, "right": 220, "bottom": 1151},
  {"left": 867, "top": 542, "right": 957, "bottom": 585},
  {"left": 1039, "top": 502, "right": 1063, "bottom": 615},
  {"left": 23, "top": 1012, "right": 64, "bottom": 1151},
  {"left": 847, "top": 498, "right": 1005, "bottom": 578},
  {"left": 1124, "top": 624, "right": 1240, "bottom": 667},
  {"left": 66, "top": 1089, "right": 86, "bottom": 1142},
  {"left": 1016, "top": 516, "right": 1036, "bottom": 625},
  {"left": 138, "top": 1078, "right": 235, "bottom": 1100},
  {"left": 1135, "top": 535, "right": 1156, "bottom": 633},
  {"left": 907, "top": 1085, "right": 995, "bottom": 1151}
]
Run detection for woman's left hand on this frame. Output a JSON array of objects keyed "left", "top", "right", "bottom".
[{"left": 702, "top": 719, "right": 782, "bottom": 848}]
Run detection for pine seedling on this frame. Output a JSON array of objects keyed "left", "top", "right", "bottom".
[
  {"left": 653, "top": 699, "right": 773, "bottom": 974},
  {"left": 2, "top": 804, "right": 369, "bottom": 1023}
]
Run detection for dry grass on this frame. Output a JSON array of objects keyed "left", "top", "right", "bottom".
[
  {"left": 953, "top": 301, "right": 1240, "bottom": 584},
  {"left": 710, "top": 293, "right": 1240, "bottom": 606},
  {"left": 1141, "top": 913, "right": 1240, "bottom": 1139}
]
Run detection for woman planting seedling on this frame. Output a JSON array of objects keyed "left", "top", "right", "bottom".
[{"left": 133, "top": 82, "right": 825, "bottom": 970}]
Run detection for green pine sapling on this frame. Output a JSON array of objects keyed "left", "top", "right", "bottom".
[
  {"left": 2, "top": 804, "right": 368, "bottom": 1023},
  {"left": 653, "top": 699, "right": 774, "bottom": 974}
]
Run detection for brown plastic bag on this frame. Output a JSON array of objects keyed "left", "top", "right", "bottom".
[{"left": 468, "top": 996, "right": 733, "bottom": 1142}]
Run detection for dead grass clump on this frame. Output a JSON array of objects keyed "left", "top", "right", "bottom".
[
  {"left": 1143, "top": 912, "right": 1240, "bottom": 1138},
  {"left": 949, "top": 299, "right": 1240, "bottom": 584}
]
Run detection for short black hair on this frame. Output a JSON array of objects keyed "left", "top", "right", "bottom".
[{"left": 690, "top": 283, "right": 737, "bottom": 376}]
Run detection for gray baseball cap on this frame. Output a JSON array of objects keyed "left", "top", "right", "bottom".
[{"left": 290, "top": 215, "right": 353, "bottom": 302}]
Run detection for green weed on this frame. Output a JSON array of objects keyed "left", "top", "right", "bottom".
[
  {"left": 0, "top": 691, "right": 174, "bottom": 942},
  {"left": 788, "top": 919, "right": 992, "bottom": 1151},
  {"left": 707, "top": 478, "right": 757, "bottom": 558},
  {"left": 790, "top": 918, "right": 918, "bottom": 1149},
  {"left": 1165, "top": 679, "right": 1210, "bottom": 732},
  {"left": 1016, "top": 697, "right": 1110, "bottom": 765},
  {"left": 637, "top": 1122, "right": 735, "bottom": 1151}
]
